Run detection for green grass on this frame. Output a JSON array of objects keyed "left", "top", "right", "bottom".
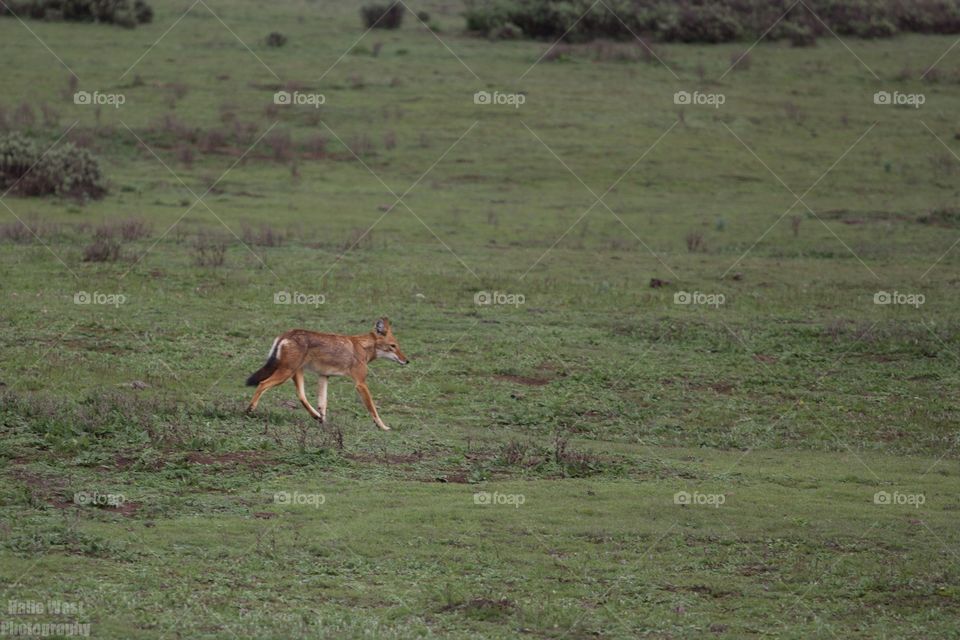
[{"left": 1, "top": 0, "right": 960, "bottom": 637}]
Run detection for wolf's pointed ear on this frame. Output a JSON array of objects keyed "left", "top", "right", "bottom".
[{"left": 375, "top": 317, "right": 389, "bottom": 336}]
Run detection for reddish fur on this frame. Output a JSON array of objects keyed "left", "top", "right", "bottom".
[{"left": 245, "top": 317, "right": 408, "bottom": 430}]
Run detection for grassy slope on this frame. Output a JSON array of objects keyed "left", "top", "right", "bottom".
[{"left": 1, "top": 0, "right": 959, "bottom": 637}]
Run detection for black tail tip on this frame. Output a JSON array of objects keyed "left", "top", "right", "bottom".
[{"left": 245, "top": 355, "right": 278, "bottom": 387}]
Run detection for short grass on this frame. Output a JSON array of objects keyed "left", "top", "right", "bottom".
[{"left": 1, "top": 1, "right": 959, "bottom": 638}]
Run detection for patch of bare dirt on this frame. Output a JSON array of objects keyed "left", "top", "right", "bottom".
[
  {"left": 738, "top": 564, "right": 776, "bottom": 577},
  {"left": 495, "top": 374, "right": 551, "bottom": 386},
  {"left": 440, "top": 598, "right": 516, "bottom": 615},
  {"left": 185, "top": 451, "right": 271, "bottom": 468},
  {"left": 8, "top": 468, "right": 66, "bottom": 498},
  {"left": 9, "top": 468, "right": 140, "bottom": 516},
  {"left": 662, "top": 584, "right": 741, "bottom": 598},
  {"left": 423, "top": 471, "right": 470, "bottom": 484},
  {"left": 102, "top": 501, "right": 141, "bottom": 516},
  {"left": 345, "top": 451, "right": 429, "bottom": 465}
]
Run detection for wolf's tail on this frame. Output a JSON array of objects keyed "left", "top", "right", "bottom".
[{"left": 245, "top": 337, "right": 281, "bottom": 386}]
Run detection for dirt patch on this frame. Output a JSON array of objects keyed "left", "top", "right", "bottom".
[
  {"left": 62, "top": 338, "right": 123, "bottom": 355},
  {"left": 185, "top": 451, "right": 271, "bottom": 468},
  {"left": 662, "top": 584, "right": 741, "bottom": 598},
  {"left": 681, "top": 380, "right": 736, "bottom": 395},
  {"left": 345, "top": 452, "right": 427, "bottom": 465},
  {"left": 9, "top": 468, "right": 140, "bottom": 516},
  {"left": 102, "top": 501, "right": 141, "bottom": 516},
  {"left": 8, "top": 468, "right": 67, "bottom": 498},
  {"left": 440, "top": 598, "right": 516, "bottom": 615},
  {"left": 113, "top": 455, "right": 135, "bottom": 470},
  {"left": 426, "top": 471, "right": 470, "bottom": 484},
  {"left": 738, "top": 564, "right": 775, "bottom": 577},
  {"left": 495, "top": 374, "right": 551, "bottom": 386}
]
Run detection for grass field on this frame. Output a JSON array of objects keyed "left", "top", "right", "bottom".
[{"left": 2, "top": 1, "right": 960, "bottom": 637}]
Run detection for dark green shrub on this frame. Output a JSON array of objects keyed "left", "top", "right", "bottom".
[
  {"left": 361, "top": 2, "right": 404, "bottom": 29},
  {"left": 465, "top": 0, "right": 513, "bottom": 32},
  {"left": 0, "top": 0, "right": 153, "bottom": 27},
  {"left": 660, "top": 5, "right": 744, "bottom": 43},
  {"left": 0, "top": 133, "right": 107, "bottom": 199},
  {"left": 133, "top": 0, "right": 152, "bottom": 23},
  {"left": 775, "top": 20, "right": 818, "bottom": 47},
  {"left": 893, "top": 0, "right": 960, "bottom": 33},
  {"left": 462, "top": 0, "right": 960, "bottom": 44},
  {"left": 82, "top": 237, "right": 122, "bottom": 262},
  {"left": 266, "top": 31, "right": 287, "bottom": 47}
]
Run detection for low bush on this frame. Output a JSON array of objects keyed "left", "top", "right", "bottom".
[
  {"left": 82, "top": 237, "right": 123, "bottom": 262},
  {"left": 265, "top": 32, "right": 287, "bottom": 47},
  {"left": 192, "top": 233, "right": 228, "bottom": 267},
  {"left": 0, "top": 0, "right": 153, "bottom": 28},
  {"left": 0, "top": 133, "right": 107, "bottom": 199},
  {"left": 463, "top": 0, "right": 960, "bottom": 44},
  {"left": 361, "top": 2, "right": 404, "bottom": 29}
]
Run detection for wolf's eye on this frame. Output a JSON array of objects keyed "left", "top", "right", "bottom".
[{"left": 390, "top": 344, "right": 397, "bottom": 349}]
